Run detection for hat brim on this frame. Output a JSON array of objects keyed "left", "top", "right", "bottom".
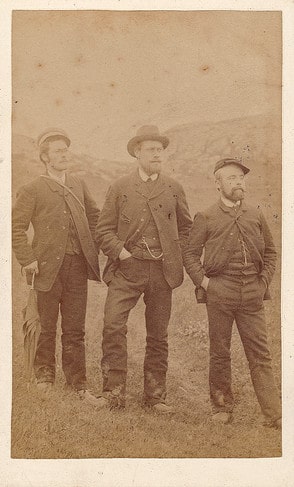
[
  {"left": 127, "top": 134, "right": 169, "bottom": 157},
  {"left": 239, "top": 164, "right": 250, "bottom": 175}
]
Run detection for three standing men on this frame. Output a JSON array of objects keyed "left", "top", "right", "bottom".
[
  {"left": 12, "top": 127, "right": 281, "bottom": 426},
  {"left": 183, "top": 158, "right": 281, "bottom": 427},
  {"left": 95, "top": 125, "right": 192, "bottom": 412},
  {"left": 12, "top": 129, "right": 101, "bottom": 405}
]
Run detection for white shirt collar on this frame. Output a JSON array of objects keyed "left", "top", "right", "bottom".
[
  {"left": 47, "top": 169, "right": 66, "bottom": 185},
  {"left": 138, "top": 167, "right": 158, "bottom": 182},
  {"left": 220, "top": 195, "right": 241, "bottom": 208}
]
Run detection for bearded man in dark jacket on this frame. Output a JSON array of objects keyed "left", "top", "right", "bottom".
[
  {"left": 94, "top": 125, "right": 192, "bottom": 413},
  {"left": 183, "top": 158, "right": 281, "bottom": 429}
]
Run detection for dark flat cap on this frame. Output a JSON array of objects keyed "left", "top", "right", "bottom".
[{"left": 214, "top": 158, "right": 250, "bottom": 175}]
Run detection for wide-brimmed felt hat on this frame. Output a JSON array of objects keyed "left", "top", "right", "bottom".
[
  {"left": 127, "top": 125, "right": 169, "bottom": 157},
  {"left": 37, "top": 128, "right": 71, "bottom": 147},
  {"left": 214, "top": 157, "right": 250, "bottom": 175}
]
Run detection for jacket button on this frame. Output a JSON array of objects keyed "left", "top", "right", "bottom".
[
  {"left": 56, "top": 256, "right": 60, "bottom": 260},
  {"left": 63, "top": 210, "right": 67, "bottom": 214},
  {"left": 140, "top": 218, "right": 144, "bottom": 222}
]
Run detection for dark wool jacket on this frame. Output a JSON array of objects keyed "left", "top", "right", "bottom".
[
  {"left": 183, "top": 198, "right": 276, "bottom": 292},
  {"left": 95, "top": 170, "right": 192, "bottom": 289},
  {"left": 12, "top": 174, "right": 101, "bottom": 291}
]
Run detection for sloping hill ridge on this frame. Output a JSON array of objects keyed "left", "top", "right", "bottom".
[
  {"left": 12, "top": 113, "right": 281, "bottom": 221},
  {"left": 164, "top": 113, "right": 281, "bottom": 228},
  {"left": 12, "top": 134, "right": 132, "bottom": 207}
]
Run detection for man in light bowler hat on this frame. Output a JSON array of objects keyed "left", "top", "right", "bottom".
[
  {"left": 95, "top": 125, "right": 192, "bottom": 412},
  {"left": 12, "top": 128, "right": 101, "bottom": 405},
  {"left": 183, "top": 158, "right": 281, "bottom": 428}
]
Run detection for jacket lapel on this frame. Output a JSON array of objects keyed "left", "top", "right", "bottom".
[
  {"left": 65, "top": 173, "right": 75, "bottom": 189},
  {"left": 40, "top": 173, "right": 76, "bottom": 194},
  {"left": 40, "top": 174, "right": 64, "bottom": 195},
  {"left": 134, "top": 171, "right": 166, "bottom": 200},
  {"left": 134, "top": 171, "right": 150, "bottom": 199},
  {"left": 148, "top": 174, "right": 166, "bottom": 200}
]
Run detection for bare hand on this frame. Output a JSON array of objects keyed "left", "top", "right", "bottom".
[
  {"left": 24, "top": 260, "right": 39, "bottom": 275},
  {"left": 119, "top": 248, "right": 132, "bottom": 261}
]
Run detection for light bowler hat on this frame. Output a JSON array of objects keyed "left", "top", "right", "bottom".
[{"left": 127, "top": 125, "right": 169, "bottom": 157}]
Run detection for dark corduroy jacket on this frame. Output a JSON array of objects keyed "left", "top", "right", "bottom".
[
  {"left": 183, "top": 199, "right": 276, "bottom": 296},
  {"left": 12, "top": 174, "right": 101, "bottom": 291},
  {"left": 95, "top": 170, "right": 192, "bottom": 289}
]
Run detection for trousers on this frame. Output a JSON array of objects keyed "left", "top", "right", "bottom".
[
  {"left": 101, "top": 257, "right": 172, "bottom": 406},
  {"left": 206, "top": 274, "right": 281, "bottom": 421},
  {"left": 34, "top": 254, "right": 88, "bottom": 390}
]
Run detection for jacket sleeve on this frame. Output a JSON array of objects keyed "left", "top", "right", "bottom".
[
  {"left": 259, "top": 212, "right": 277, "bottom": 286},
  {"left": 82, "top": 179, "right": 100, "bottom": 244},
  {"left": 95, "top": 185, "right": 125, "bottom": 261},
  {"left": 176, "top": 184, "right": 193, "bottom": 250},
  {"left": 12, "top": 186, "right": 37, "bottom": 267},
  {"left": 182, "top": 212, "right": 208, "bottom": 287}
]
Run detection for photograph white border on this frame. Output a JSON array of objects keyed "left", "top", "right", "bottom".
[{"left": 1, "top": 1, "right": 293, "bottom": 486}]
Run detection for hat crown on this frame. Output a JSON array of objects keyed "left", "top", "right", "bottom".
[
  {"left": 127, "top": 125, "right": 169, "bottom": 157},
  {"left": 136, "top": 125, "right": 161, "bottom": 138},
  {"left": 37, "top": 128, "right": 70, "bottom": 147},
  {"left": 214, "top": 157, "right": 250, "bottom": 175}
]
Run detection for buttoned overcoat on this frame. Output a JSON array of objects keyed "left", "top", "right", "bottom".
[
  {"left": 95, "top": 170, "right": 192, "bottom": 289},
  {"left": 183, "top": 199, "right": 276, "bottom": 301},
  {"left": 12, "top": 174, "right": 101, "bottom": 291}
]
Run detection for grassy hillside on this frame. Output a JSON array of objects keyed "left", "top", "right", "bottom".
[{"left": 11, "top": 115, "right": 281, "bottom": 458}]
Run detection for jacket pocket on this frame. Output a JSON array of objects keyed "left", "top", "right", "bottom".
[{"left": 120, "top": 212, "right": 131, "bottom": 224}]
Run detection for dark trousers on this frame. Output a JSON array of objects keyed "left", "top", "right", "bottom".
[
  {"left": 34, "top": 254, "right": 88, "bottom": 390},
  {"left": 206, "top": 274, "right": 281, "bottom": 421},
  {"left": 101, "top": 257, "right": 172, "bottom": 406}
]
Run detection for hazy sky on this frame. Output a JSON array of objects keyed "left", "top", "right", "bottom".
[{"left": 12, "top": 10, "right": 281, "bottom": 160}]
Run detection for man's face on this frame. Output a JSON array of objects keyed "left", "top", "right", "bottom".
[
  {"left": 134, "top": 140, "right": 165, "bottom": 176},
  {"left": 216, "top": 164, "right": 246, "bottom": 202},
  {"left": 46, "top": 139, "right": 69, "bottom": 172}
]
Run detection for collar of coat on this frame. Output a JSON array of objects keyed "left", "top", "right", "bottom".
[
  {"left": 132, "top": 170, "right": 167, "bottom": 200},
  {"left": 47, "top": 169, "right": 66, "bottom": 185},
  {"left": 218, "top": 197, "right": 248, "bottom": 213},
  {"left": 138, "top": 167, "right": 159, "bottom": 182},
  {"left": 41, "top": 172, "right": 75, "bottom": 192}
]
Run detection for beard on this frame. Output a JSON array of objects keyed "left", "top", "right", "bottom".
[
  {"left": 224, "top": 187, "right": 245, "bottom": 202},
  {"left": 141, "top": 161, "right": 162, "bottom": 175}
]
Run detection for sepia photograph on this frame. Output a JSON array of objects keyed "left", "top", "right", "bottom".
[{"left": 1, "top": 1, "right": 294, "bottom": 486}]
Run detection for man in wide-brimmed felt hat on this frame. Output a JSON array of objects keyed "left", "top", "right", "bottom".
[
  {"left": 183, "top": 158, "right": 281, "bottom": 428},
  {"left": 95, "top": 125, "right": 192, "bottom": 413},
  {"left": 12, "top": 128, "right": 101, "bottom": 405}
]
